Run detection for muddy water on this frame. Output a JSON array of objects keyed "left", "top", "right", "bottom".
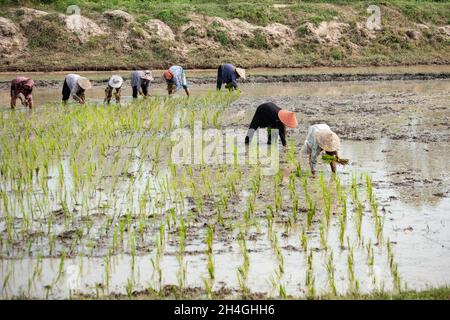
[
  {"left": 1, "top": 73, "right": 449, "bottom": 299},
  {"left": 1, "top": 139, "right": 448, "bottom": 299},
  {"left": 1, "top": 65, "right": 449, "bottom": 81},
  {"left": 1, "top": 79, "right": 449, "bottom": 109}
]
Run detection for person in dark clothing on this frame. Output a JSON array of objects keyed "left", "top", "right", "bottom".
[
  {"left": 216, "top": 63, "right": 246, "bottom": 91},
  {"left": 10, "top": 77, "right": 34, "bottom": 109},
  {"left": 245, "top": 102, "right": 298, "bottom": 147},
  {"left": 131, "top": 70, "right": 153, "bottom": 99}
]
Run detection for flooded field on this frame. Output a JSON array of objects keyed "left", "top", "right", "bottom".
[{"left": 0, "top": 73, "right": 449, "bottom": 299}]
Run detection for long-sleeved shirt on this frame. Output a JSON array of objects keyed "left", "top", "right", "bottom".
[
  {"left": 11, "top": 77, "right": 33, "bottom": 99},
  {"left": 65, "top": 74, "right": 82, "bottom": 100},
  {"left": 302, "top": 123, "right": 332, "bottom": 172},
  {"left": 131, "top": 71, "right": 145, "bottom": 88},
  {"left": 216, "top": 63, "right": 237, "bottom": 90},
  {"left": 167, "top": 65, "right": 188, "bottom": 91},
  {"left": 131, "top": 70, "right": 151, "bottom": 96},
  {"left": 245, "top": 102, "right": 287, "bottom": 146}
]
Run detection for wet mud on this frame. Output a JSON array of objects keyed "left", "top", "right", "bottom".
[{"left": 0, "top": 72, "right": 449, "bottom": 299}]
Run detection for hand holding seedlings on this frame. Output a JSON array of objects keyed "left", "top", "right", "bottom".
[{"left": 301, "top": 124, "right": 342, "bottom": 175}]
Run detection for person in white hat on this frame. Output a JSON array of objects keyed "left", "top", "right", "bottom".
[
  {"left": 216, "top": 63, "right": 245, "bottom": 91},
  {"left": 301, "top": 123, "right": 341, "bottom": 175},
  {"left": 104, "top": 75, "right": 124, "bottom": 104},
  {"left": 62, "top": 73, "right": 92, "bottom": 105},
  {"left": 131, "top": 70, "right": 153, "bottom": 99}
]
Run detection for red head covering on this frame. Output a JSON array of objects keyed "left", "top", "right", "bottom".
[
  {"left": 23, "top": 79, "right": 34, "bottom": 89},
  {"left": 163, "top": 70, "right": 173, "bottom": 81}
]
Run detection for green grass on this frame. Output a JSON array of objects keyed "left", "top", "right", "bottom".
[
  {"left": 245, "top": 30, "right": 270, "bottom": 49},
  {"left": 318, "top": 286, "right": 450, "bottom": 300}
]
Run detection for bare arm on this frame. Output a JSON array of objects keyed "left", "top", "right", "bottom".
[{"left": 330, "top": 151, "right": 338, "bottom": 173}]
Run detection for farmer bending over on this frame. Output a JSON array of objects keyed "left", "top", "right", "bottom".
[
  {"left": 216, "top": 63, "right": 246, "bottom": 91},
  {"left": 62, "top": 74, "right": 91, "bottom": 105},
  {"left": 10, "top": 77, "right": 34, "bottom": 109},
  {"left": 131, "top": 70, "right": 153, "bottom": 99},
  {"left": 163, "top": 65, "right": 190, "bottom": 96},
  {"left": 104, "top": 75, "right": 123, "bottom": 104},
  {"left": 245, "top": 102, "right": 298, "bottom": 147},
  {"left": 301, "top": 124, "right": 341, "bottom": 175}
]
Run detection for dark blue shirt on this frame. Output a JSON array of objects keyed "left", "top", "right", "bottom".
[{"left": 216, "top": 63, "right": 238, "bottom": 90}]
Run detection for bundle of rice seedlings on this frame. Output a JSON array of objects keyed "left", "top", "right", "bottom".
[{"left": 322, "top": 154, "right": 349, "bottom": 165}]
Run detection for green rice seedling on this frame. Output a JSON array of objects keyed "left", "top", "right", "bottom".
[
  {"left": 319, "top": 173, "right": 331, "bottom": 226},
  {"left": 212, "top": 109, "right": 221, "bottom": 129},
  {"left": 2, "top": 270, "right": 12, "bottom": 296},
  {"left": 56, "top": 250, "right": 66, "bottom": 283},
  {"left": 306, "top": 198, "right": 316, "bottom": 228},
  {"left": 347, "top": 245, "right": 359, "bottom": 295},
  {"left": 288, "top": 174, "right": 296, "bottom": 198},
  {"left": 355, "top": 201, "right": 363, "bottom": 240},
  {"left": 325, "top": 251, "right": 337, "bottom": 296},
  {"left": 386, "top": 238, "right": 402, "bottom": 293},
  {"left": 366, "top": 241, "right": 377, "bottom": 287},
  {"left": 266, "top": 205, "right": 274, "bottom": 234},
  {"left": 279, "top": 283, "right": 287, "bottom": 299},
  {"left": 237, "top": 231, "right": 250, "bottom": 298},
  {"left": 300, "top": 228, "right": 308, "bottom": 251},
  {"left": 125, "top": 277, "right": 134, "bottom": 299},
  {"left": 351, "top": 174, "right": 359, "bottom": 202},
  {"left": 273, "top": 173, "right": 282, "bottom": 212},
  {"left": 202, "top": 276, "right": 213, "bottom": 299},
  {"left": 322, "top": 154, "right": 349, "bottom": 165},
  {"left": 159, "top": 223, "right": 165, "bottom": 249},
  {"left": 287, "top": 140, "right": 296, "bottom": 166},
  {"left": 130, "top": 230, "right": 136, "bottom": 272},
  {"left": 49, "top": 234, "right": 55, "bottom": 256},
  {"left": 206, "top": 224, "right": 214, "bottom": 256},
  {"left": 319, "top": 218, "right": 328, "bottom": 251},
  {"left": 338, "top": 213, "right": 346, "bottom": 250},
  {"left": 292, "top": 194, "right": 299, "bottom": 223},
  {"left": 176, "top": 218, "right": 187, "bottom": 295},
  {"left": 305, "top": 251, "right": 315, "bottom": 298}
]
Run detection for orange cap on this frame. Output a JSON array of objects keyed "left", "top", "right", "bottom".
[
  {"left": 163, "top": 70, "right": 173, "bottom": 80},
  {"left": 278, "top": 110, "right": 298, "bottom": 128}
]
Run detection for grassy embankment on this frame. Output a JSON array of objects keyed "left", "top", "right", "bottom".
[{"left": 0, "top": 0, "right": 449, "bottom": 71}]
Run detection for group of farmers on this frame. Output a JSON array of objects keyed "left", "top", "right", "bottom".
[{"left": 9, "top": 63, "right": 342, "bottom": 175}]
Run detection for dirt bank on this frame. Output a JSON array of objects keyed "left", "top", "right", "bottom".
[{"left": 0, "top": 2, "right": 449, "bottom": 71}]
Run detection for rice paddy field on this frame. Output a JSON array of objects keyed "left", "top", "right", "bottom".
[{"left": 0, "top": 76, "right": 449, "bottom": 299}]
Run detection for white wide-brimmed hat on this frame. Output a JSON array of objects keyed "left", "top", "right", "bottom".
[
  {"left": 141, "top": 70, "right": 154, "bottom": 81},
  {"left": 77, "top": 77, "right": 92, "bottom": 90},
  {"left": 108, "top": 75, "right": 123, "bottom": 88},
  {"left": 235, "top": 67, "right": 246, "bottom": 79},
  {"left": 316, "top": 129, "right": 340, "bottom": 152}
]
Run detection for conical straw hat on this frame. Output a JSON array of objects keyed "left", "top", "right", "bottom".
[
  {"left": 316, "top": 129, "right": 340, "bottom": 152},
  {"left": 141, "top": 70, "right": 154, "bottom": 81},
  {"left": 108, "top": 75, "right": 123, "bottom": 88},
  {"left": 278, "top": 110, "right": 298, "bottom": 128},
  {"left": 77, "top": 77, "right": 92, "bottom": 90},
  {"left": 235, "top": 67, "right": 246, "bottom": 79},
  {"left": 163, "top": 70, "right": 174, "bottom": 80}
]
